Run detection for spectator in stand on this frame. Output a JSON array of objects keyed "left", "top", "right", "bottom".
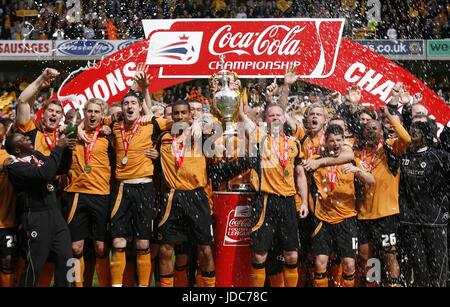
[
  {"left": 387, "top": 25, "right": 398, "bottom": 40},
  {"left": 106, "top": 18, "right": 118, "bottom": 40},
  {"left": 236, "top": 6, "right": 247, "bottom": 18},
  {"left": 211, "top": 0, "right": 227, "bottom": 12},
  {"left": 83, "top": 20, "right": 95, "bottom": 39},
  {"left": 65, "top": 22, "right": 83, "bottom": 39},
  {"left": 52, "top": 19, "right": 65, "bottom": 40},
  {"left": 1, "top": 0, "right": 449, "bottom": 40}
]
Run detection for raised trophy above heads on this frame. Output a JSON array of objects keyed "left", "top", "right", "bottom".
[{"left": 212, "top": 55, "right": 240, "bottom": 136}]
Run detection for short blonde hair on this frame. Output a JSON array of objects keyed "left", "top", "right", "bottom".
[
  {"left": 151, "top": 104, "right": 165, "bottom": 117},
  {"left": 303, "top": 102, "right": 329, "bottom": 121},
  {"left": 84, "top": 98, "right": 107, "bottom": 115}
]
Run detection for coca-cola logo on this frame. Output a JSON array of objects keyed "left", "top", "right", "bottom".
[
  {"left": 228, "top": 218, "right": 252, "bottom": 228},
  {"left": 223, "top": 208, "right": 252, "bottom": 246},
  {"left": 208, "top": 25, "right": 305, "bottom": 56}
]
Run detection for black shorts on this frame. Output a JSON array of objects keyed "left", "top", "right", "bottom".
[
  {"left": 311, "top": 217, "right": 358, "bottom": 259},
  {"left": 157, "top": 188, "right": 213, "bottom": 246},
  {"left": 358, "top": 215, "right": 399, "bottom": 253},
  {"left": 250, "top": 194, "right": 299, "bottom": 253},
  {"left": 0, "top": 228, "right": 18, "bottom": 257},
  {"left": 65, "top": 193, "right": 110, "bottom": 242},
  {"left": 298, "top": 214, "right": 314, "bottom": 257},
  {"left": 110, "top": 182, "right": 156, "bottom": 240}
]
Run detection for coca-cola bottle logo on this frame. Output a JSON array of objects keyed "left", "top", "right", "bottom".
[
  {"left": 224, "top": 207, "right": 252, "bottom": 246},
  {"left": 208, "top": 25, "right": 305, "bottom": 56}
]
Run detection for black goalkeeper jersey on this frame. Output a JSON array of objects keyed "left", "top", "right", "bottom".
[{"left": 399, "top": 147, "right": 450, "bottom": 226}]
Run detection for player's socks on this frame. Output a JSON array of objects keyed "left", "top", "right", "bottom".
[
  {"left": 268, "top": 272, "right": 285, "bottom": 287},
  {"left": 251, "top": 262, "right": 266, "bottom": 287},
  {"left": 136, "top": 248, "right": 151, "bottom": 287},
  {"left": 160, "top": 274, "right": 174, "bottom": 287},
  {"left": 201, "top": 271, "right": 215, "bottom": 287},
  {"left": 330, "top": 260, "right": 342, "bottom": 287},
  {"left": 96, "top": 256, "right": 111, "bottom": 287},
  {"left": 342, "top": 271, "right": 355, "bottom": 287},
  {"left": 174, "top": 264, "right": 188, "bottom": 287},
  {"left": 110, "top": 248, "right": 126, "bottom": 287},
  {"left": 387, "top": 277, "right": 401, "bottom": 287},
  {"left": 283, "top": 263, "right": 298, "bottom": 287},
  {"left": 366, "top": 281, "right": 380, "bottom": 287},
  {"left": 0, "top": 269, "right": 14, "bottom": 287},
  {"left": 312, "top": 270, "right": 328, "bottom": 287},
  {"left": 74, "top": 255, "right": 85, "bottom": 287},
  {"left": 196, "top": 270, "right": 204, "bottom": 287}
]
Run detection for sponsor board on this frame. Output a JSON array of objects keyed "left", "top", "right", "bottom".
[
  {"left": 427, "top": 39, "right": 450, "bottom": 60},
  {"left": 117, "top": 40, "right": 139, "bottom": 51},
  {"left": 0, "top": 40, "right": 52, "bottom": 57},
  {"left": 356, "top": 39, "right": 426, "bottom": 59},
  {"left": 56, "top": 40, "right": 115, "bottom": 57},
  {"left": 54, "top": 40, "right": 139, "bottom": 58},
  {"left": 142, "top": 18, "right": 345, "bottom": 79}
]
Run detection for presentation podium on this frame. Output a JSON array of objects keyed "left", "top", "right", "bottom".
[{"left": 213, "top": 191, "right": 255, "bottom": 287}]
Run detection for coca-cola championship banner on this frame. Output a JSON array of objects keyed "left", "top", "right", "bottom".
[
  {"left": 55, "top": 18, "right": 450, "bottom": 130},
  {"left": 143, "top": 19, "right": 343, "bottom": 79}
]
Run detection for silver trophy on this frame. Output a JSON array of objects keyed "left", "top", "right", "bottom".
[{"left": 213, "top": 55, "right": 239, "bottom": 135}]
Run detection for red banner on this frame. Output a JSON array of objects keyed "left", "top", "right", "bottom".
[
  {"left": 53, "top": 19, "right": 449, "bottom": 131},
  {"left": 143, "top": 19, "right": 344, "bottom": 79}
]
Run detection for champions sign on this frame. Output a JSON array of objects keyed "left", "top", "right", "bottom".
[{"left": 54, "top": 18, "right": 450, "bottom": 130}]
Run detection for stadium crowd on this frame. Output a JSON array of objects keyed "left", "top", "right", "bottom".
[{"left": 0, "top": 0, "right": 448, "bottom": 40}]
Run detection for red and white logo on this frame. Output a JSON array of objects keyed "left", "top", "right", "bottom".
[
  {"left": 142, "top": 19, "right": 344, "bottom": 79},
  {"left": 224, "top": 205, "right": 252, "bottom": 247},
  {"left": 146, "top": 31, "right": 203, "bottom": 65}
]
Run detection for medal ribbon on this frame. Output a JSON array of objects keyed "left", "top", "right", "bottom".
[
  {"left": 84, "top": 125, "right": 101, "bottom": 166},
  {"left": 327, "top": 165, "right": 337, "bottom": 191},
  {"left": 120, "top": 117, "right": 141, "bottom": 158},
  {"left": 308, "top": 131, "right": 326, "bottom": 159},
  {"left": 361, "top": 140, "right": 384, "bottom": 171},
  {"left": 172, "top": 134, "right": 187, "bottom": 168},
  {"left": 17, "top": 155, "right": 43, "bottom": 167},
  {"left": 272, "top": 135, "right": 289, "bottom": 168},
  {"left": 43, "top": 130, "right": 59, "bottom": 150}
]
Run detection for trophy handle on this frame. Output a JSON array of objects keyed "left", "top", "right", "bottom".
[{"left": 209, "top": 73, "right": 220, "bottom": 95}]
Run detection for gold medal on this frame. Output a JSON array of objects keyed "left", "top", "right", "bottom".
[
  {"left": 122, "top": 156, "right": 128, "bottom": 165},
  {"left": 84, "top": 165, "right": 92, "bottom": 173}
]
